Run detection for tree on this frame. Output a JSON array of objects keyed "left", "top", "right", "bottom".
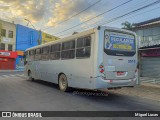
[{"left": 121, "top": 21, "right": 134, "bottom": 30}]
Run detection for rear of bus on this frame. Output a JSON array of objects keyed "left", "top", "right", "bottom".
[{"left": 96, "top": 27, "right": 138, "bottom": 89}]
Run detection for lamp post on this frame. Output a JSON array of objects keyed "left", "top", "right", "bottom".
[{"left": 24, "top": 19, "right": 36, "bottom": 29}]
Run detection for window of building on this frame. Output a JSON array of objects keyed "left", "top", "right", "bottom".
[
  {"left": 76, "top": 36, "right": 91, "bottom": 58},
  {"left": 8, "top": 44, "right": 12, "bottom": 51},
  {"left": 0, "top": 43, "right": 5, "bottom": 50},
  {"left": 50, "top": 44, "right": 61, "bottom": 60},
  {"left": 8, "top": 31, "right": 13, "bottom": 38},
  {"left": 1, "top": 29, "right": 6, "bottom": 37},
  {"left": 61, "top": 40, "right": 75, "bottom": 59}
]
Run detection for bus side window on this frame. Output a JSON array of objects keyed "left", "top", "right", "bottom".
[
  {"left": 29, "top": 50, "right": 35, "bottom": 61},
  {"left": 50, "top": 44, "right": 61, "bottom": 60},
  {"left": 76, "top": 36, "right": 91, "bottom": 58},
  {"left": 61, "top": 40, "right": 75, "bottom": 59},
  {"left": 41, "top": 46, "right": 50, "bottom": 60},
  {"left": 35, "top": 48, "right": 41, "bottom": 61}
]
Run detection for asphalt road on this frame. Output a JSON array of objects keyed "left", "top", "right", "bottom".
[{"left": 0, "top": 72, "right": 160, "bottom": 120}]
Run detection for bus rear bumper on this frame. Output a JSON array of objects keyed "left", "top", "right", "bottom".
[{"left": 95, "top": 77, "right": 137, "bottom": 89}]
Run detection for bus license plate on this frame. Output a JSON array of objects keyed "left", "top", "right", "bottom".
[{"left": 117, "top": 72, "right": 125, "bottom": 76}]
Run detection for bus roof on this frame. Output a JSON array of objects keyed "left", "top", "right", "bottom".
[{"left": 26, "top": 26, "right": 135, "bottom": 51}]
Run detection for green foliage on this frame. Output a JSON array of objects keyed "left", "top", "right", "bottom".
[{"left": 121, "top": 21, "right": 134, "bottom": 30}]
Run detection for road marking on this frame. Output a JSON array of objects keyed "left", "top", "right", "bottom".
[
  {"left": 0, "top": 74, "right": 25, "bottom": 79},
  {"left": 1, "top": 75, "right": 10, "bottom": 77}
]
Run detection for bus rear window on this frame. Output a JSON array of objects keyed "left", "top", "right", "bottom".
[{"left": 104, "top": 31, "right": 136, "bottom": 56}]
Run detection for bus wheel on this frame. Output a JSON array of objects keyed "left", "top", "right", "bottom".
[
  {"left": 58, "top": 74, "right": 69, "bottom": 92},
  {"left": 28, "top": 71, "right": 34, "bottom": 81}
]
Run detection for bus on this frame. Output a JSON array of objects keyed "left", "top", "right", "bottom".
[{"left": 24, "top": 26, "right": 138, "bottom": 92}]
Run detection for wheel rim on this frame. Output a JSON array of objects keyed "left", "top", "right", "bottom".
[{"left": 59, "top": 75, "right": 67, "bottom": 90}]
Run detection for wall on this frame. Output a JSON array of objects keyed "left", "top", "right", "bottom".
[
  {"left": 135, "top": 26, "right": 160, "bottom": 48},
  {"left": 42, "top": 32, "right": 59, "bottom": 44},
  {"left": 0, "top": 20, "right": 16, "bottom": 51},
  {"left": 16, "top": 24, "right": 42, "bottom": 70},
  {"left": 16, "top": 24, "right": 41, "bottom": 51}
]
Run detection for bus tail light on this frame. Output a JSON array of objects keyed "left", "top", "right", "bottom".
[
  {"left": 99, "top": 64, "right": 105, "bottom": 74},
  {"left": 109, "top": 80, "right": 113, "bottom": 83},
  {"left": 134, "top": 62, "right": 139, "bottom": 78},
  {"left": 99, "top": 65, "right": 103, "bottom": 69},
  {"left": 100, "top": 69, "right": 104, "bottom": 73},
  {"left": 134, "top": 69, "right": 138, "bottom": 78}
]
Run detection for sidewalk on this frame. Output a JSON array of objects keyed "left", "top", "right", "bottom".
[
  {"left": 140, "top": 77, "right": 160, "bottom": 84},
  {"left": 109, "top": 83, "right": 160, "bottom": 102}
]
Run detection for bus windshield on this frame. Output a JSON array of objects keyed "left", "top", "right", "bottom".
[{"left": 104, "top": 30, "right": 136, "bottom": 56}]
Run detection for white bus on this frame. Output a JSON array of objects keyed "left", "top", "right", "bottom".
[{"left": 24, "top": 26, "right": 138, "bottom": 92}]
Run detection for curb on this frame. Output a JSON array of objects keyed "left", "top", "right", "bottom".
[{"left": 0, "top": 70, "right": 24, "bottom": 73}]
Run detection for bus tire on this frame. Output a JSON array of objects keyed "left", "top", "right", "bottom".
[
  {"left": 58, "top": 74, "right": 69, "bottom": 92},
  {"left": 28, "top": 70, "right": 34, "bottom": 81}
]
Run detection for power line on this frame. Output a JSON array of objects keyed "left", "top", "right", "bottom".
[
  {"left": 60, "top": 5, "right": 160, "bottom": 38},
  {"left": 53, "top": 0, "right": 134, "bottom": 35},
  {"left": 100, "top": 0, "right": 160, "bottom": 26},
  {"left": 108, "top": 6, "right": 160, "bottom": 26},
  {"left": 57, "top": 0, "right": 160, "bottom": 37},
  {"left": 58, "top": 0, "right": 152, "bottom": 37},
  {"left": 43, "top": 0, "right": 102, "bottom": 30}
]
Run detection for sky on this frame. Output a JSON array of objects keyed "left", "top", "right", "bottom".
[{"left": 0, "top": 0, "right": 160, "bottom": 38}]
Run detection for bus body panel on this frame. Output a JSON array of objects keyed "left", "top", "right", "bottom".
[
  {"left": 103, "top": 55, "right": 137, "bottom": 80},
  {"left": 95, "top": 27, "right": 137, "bottom": 89},
  {"left": 25, "top": 33, "right": 96, "bottom": 89},
  {"left": 29, "top": 59, "right": 95, "bottom": 89}
]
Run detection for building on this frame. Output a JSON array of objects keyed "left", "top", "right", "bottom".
[
  {"left": 133, "top": 17, "right": 160, "bottom": 84},
  {"left": 0, "top": 20, "right": 59, "bottom": 70},
  {"left": 42, "top": 32, "right": 59, "bottom": 44},
  {"left": 0, "top": 20, "right": 16, "bottom": 51},
  {"left": 15, "top": 24, "right": 42, "bottom": 70},
  {"left": 0, "top": 50, "right": 17, "bottom": 70},
  {"left": 0, "top": 19, "right": 17, "bottom": 70}
]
